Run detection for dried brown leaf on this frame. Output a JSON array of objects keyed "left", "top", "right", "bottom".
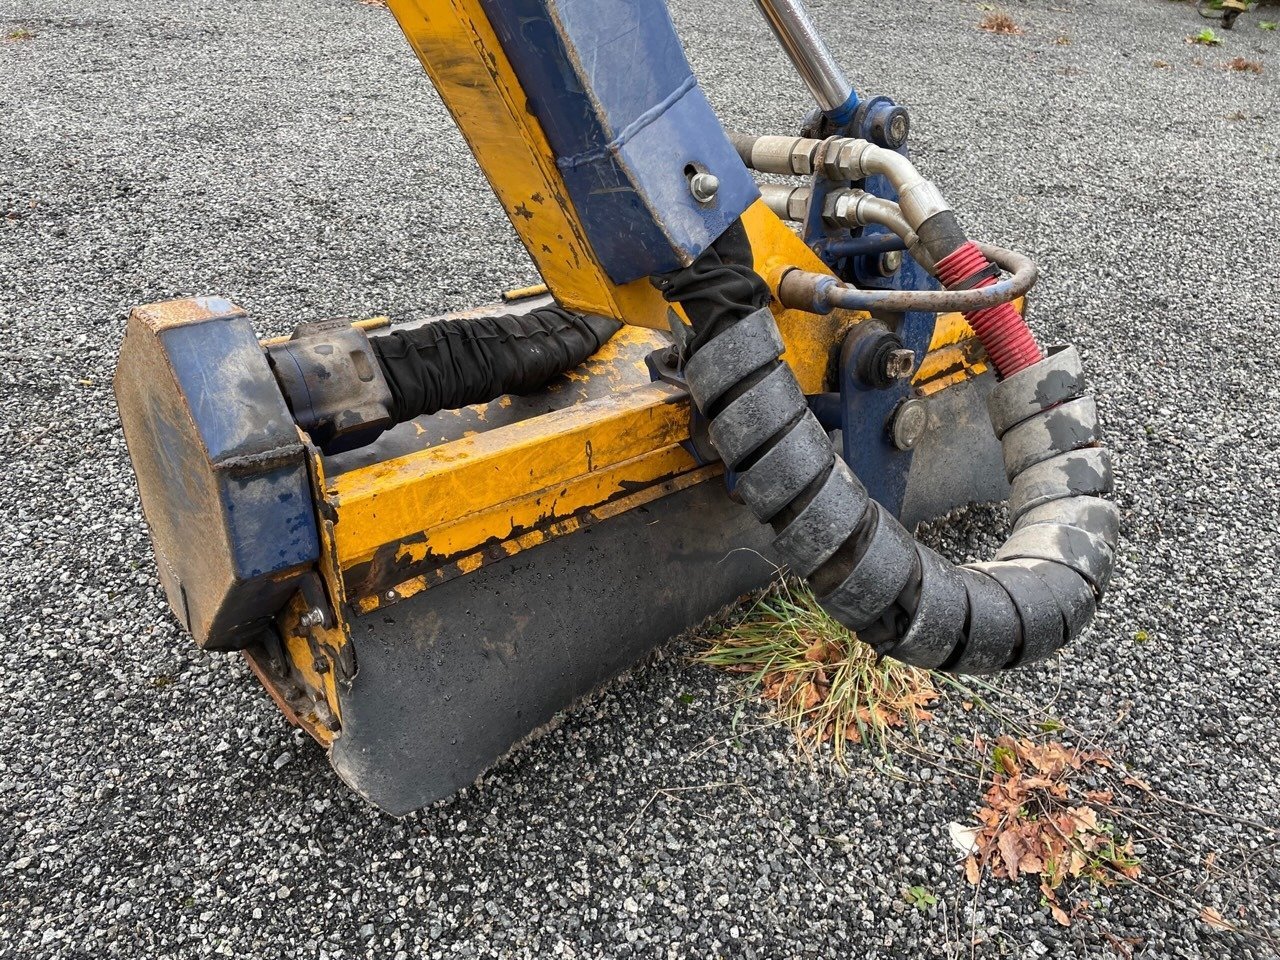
[
  {"left": 998, "top": 830, "right": 1024, "bottom": 881},
  {"left": 1200, "top": 907, "right": 1232, "bottom": 931},
  {"left": 1069, "top": 806, "right": 1099, "bottom": 832},
  {"left": 965, "top": 856, "right": 981, "bottom": 885}
]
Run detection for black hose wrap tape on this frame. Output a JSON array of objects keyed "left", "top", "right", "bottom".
[
  {"left": 372, "top": 307, "right": 622, "bottom": 423},
  {"left": 1008, "top": 447, "right": 1114, "bottom": 523},
  {"left": 886, "top": 545, "right": 969, "bottom": 669},
  {"left": 970, "top": 561, "right": 1066, "bottom": 667},
  {"left": 815, "top": 502, "right": 917, "bottom": 637},
  {"left": 951, "top": 568, "right": 1022, "bottom": 674},
  {"left": 770, "top": 459, "right": 869, "bottom": 578},
  {"left": 736, "top": 413, "right": 835, "bottom": 522},
  {"left": 683, "top": 307, "right": 784, "bottom": 413},
  {"left": 1000, "top": 396, "right": 1100, "bottom": 481}
]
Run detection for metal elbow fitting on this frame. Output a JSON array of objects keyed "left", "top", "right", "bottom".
[
  {"left": 830, "top": 140, "right": 952, "bottom": 230},
  {"left": 735, "top": 133, "right": 954, "bottom": 232}
]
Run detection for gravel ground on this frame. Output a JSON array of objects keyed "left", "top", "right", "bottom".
[{"left": 2, "top": 0, "right": 1278, "bottom": 957}]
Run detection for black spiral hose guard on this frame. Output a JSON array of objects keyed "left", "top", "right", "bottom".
[{"left": 656, "top": 226, "right": 1118, "bottom": 674}]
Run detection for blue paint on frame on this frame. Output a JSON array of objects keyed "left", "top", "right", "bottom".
[{"left": 479, "top": 0, "right": 759, "bottom": 282}]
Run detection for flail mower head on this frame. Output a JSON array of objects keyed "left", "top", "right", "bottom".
[{"left": 114, "top": 0, "right": 1117, "bottom": 814}]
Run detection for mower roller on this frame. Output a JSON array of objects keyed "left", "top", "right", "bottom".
[{"left": 114, "top": 0, "right": 1119, "bottom": 814}]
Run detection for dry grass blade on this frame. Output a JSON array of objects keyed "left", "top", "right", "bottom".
[{"left": 697, "top": 579, "right": 937, "bottom": 767}]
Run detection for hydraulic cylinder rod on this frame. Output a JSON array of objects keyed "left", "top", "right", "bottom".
[{"left": 753, "top": 0, "right": 857, "bottom": 123}]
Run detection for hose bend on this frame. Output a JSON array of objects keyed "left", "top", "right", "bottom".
[
  {"left": 778, "top": 242, "right": 1037, "bottom": 315},
  {"left": 657, "top": 236, "right": 1118, "bottom": 674}
]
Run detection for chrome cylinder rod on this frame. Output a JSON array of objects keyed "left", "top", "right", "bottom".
[{"left": 753, "top": 0, "right": 857, "bottom": 122}]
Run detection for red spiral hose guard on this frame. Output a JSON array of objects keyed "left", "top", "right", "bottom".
[{"left": 935, "top": 241, "right": 1043, "bottom": 378}]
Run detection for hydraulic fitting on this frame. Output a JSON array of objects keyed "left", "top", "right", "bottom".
[{"left": 267, "top": 319, "right": 395, "bottom": 452}]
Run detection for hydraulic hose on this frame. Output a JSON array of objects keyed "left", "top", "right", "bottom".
[
  {"left": 737, "top": 131, "right": 1045, "bottom": 379},
  {"left": 778, "top": 242, "right": 1036, "bottom": 315},
  {"left": 370, "top": 306, "right": 622, "bottom": 423},
  {"left": 654, "top": 225, "right": 1118, "bottom": 673},
  {"left": 268, "top": 306, "right": 622, "bottom": 453}
]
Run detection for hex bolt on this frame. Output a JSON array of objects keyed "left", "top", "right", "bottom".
[
  {"left": 299, "top": 606, "right": 326, "bottom": 629},
  {"left": 883, "top": 348, "right": 917, "bottom": 382},
  {"left": 688, "top": 172, "right": 720, "bottom": 204},
  {"left": 878, "top": 250, "right": 904, "bottom": 276},
  {"left": 888, "top": 112, "right": 910, "bottom": 147},
  {"left": 890, "top": 398, "right": 929, "bottom": 450}
]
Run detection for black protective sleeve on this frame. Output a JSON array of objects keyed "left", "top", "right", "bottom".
[
  {"left": 650, "top": 219, "right": 772, "bottom": 354},
  {"left": 371, "top": 306, "right": 623, "bottom": 423}
]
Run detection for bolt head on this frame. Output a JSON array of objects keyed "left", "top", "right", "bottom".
[
  {"left": 688, "top": 172, "right": 720, "bottom": 204},
  {"left": 891, "top": 398, "right": 929, "bottom": 451},
  {"left": 879, "top": 250, "right": 904, "bottom": 276},
  {"left": 884, "top": 348, "right": 916, "bottom": 382}
]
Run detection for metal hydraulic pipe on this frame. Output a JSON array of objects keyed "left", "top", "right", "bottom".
[
  {"left": 760, "top": 184, "right": 914, "bottom": 241},
  {"left": 735, "top": 134, "right": 953, "bottom": 230},
  {"left": 760, "top": 183, "right": 932, "bottom": 271},
  {"left": 752, "top": 0, "right": 857, "bottom": 123},
  {"left": 778, "top": 243, "right": 1038, "bottom": 314}
]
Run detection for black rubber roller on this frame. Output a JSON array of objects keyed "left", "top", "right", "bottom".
[
  {"left": 886, "top": 545, "right": 969, "bottom": 669},
  {"left": 770, "top": 459, "right": 869, "bottom": 578},
  {"left": 683, "top": 306, "right": 785, "bottom": 412},
  {"left": 708, "top": 363, "right": 807, "bottom": 469},
  {"left": 735, "top": 413, "right": 835, "bottom": 522}
]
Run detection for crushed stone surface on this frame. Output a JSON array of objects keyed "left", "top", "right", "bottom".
[{"left": 1, "top": 0, "right": 1277, "bottom": 957}]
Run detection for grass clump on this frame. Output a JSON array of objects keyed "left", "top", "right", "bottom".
[
  {"left": 698, "top": 579, "right": 937, "bottom": 767},
  {"left": 1224, "top": 55, "right": 1264, "bottom": 71},
  {"left": 1188, "top": 27, "right": 1224, "bottom": 44},
  {"left": 978, "top": 10, "right": 1023, "bottom": 34}
]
